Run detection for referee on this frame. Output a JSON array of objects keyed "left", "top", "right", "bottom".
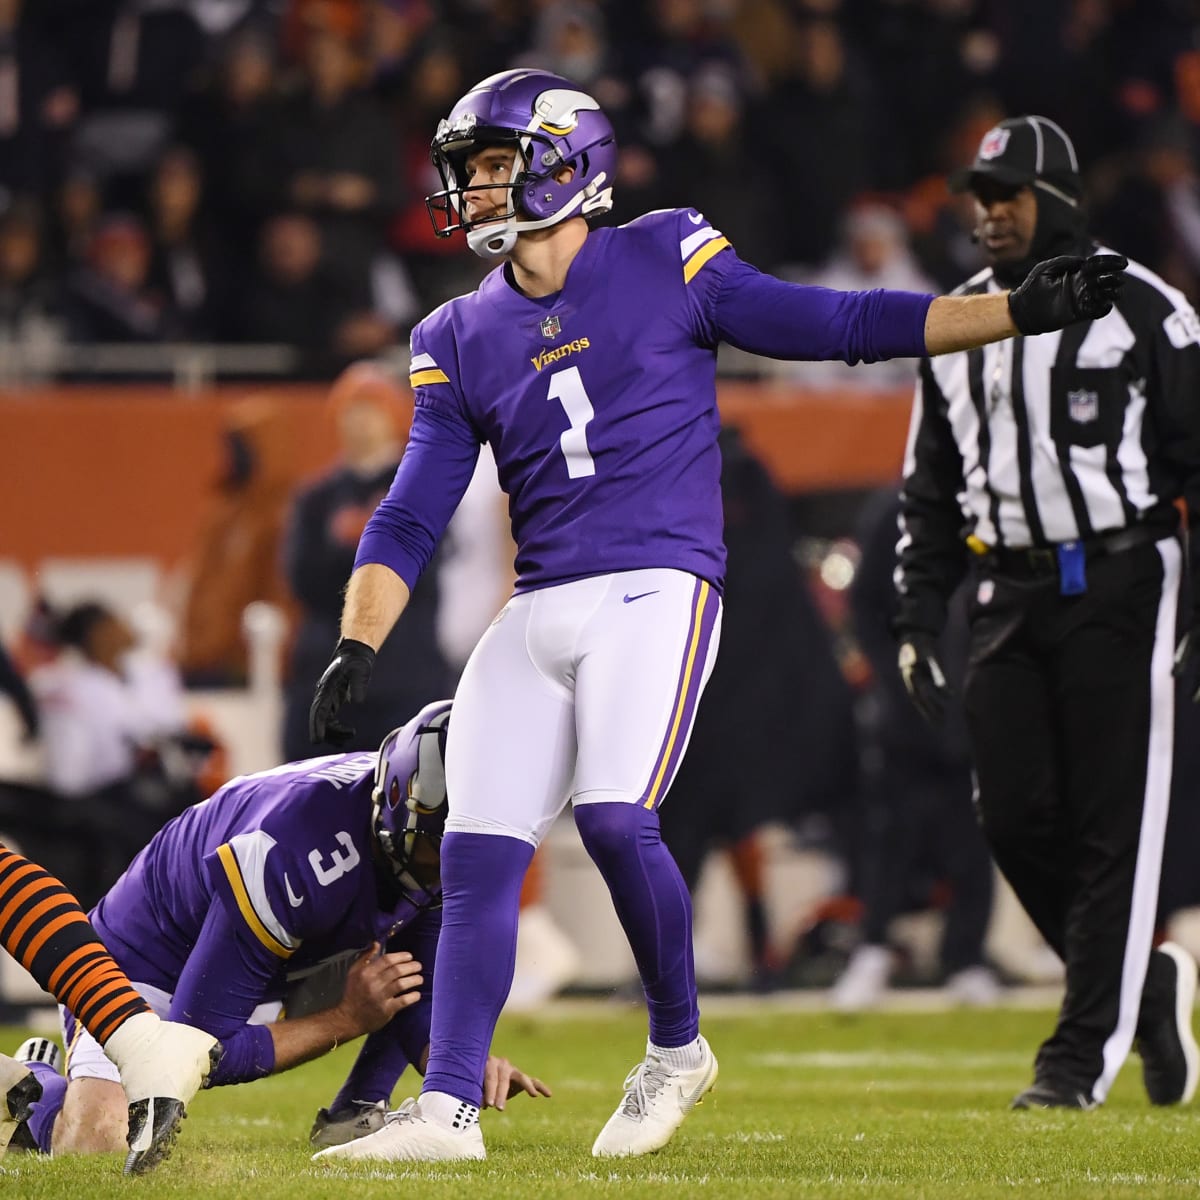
[{"left": 895, "top": 116, "right": 1200, "bottom": 1110}]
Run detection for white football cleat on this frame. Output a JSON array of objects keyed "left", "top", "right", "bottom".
[
  {"left": 14, "top": 1037, "right": 61, "bottom": 1073},
  {"left": 592, "top": 1037, "right": 718, "bottom": 1158},
  {"left": 102, "top": 1012, "right": 222, "bottom": 1175},
  {"left": 830, "top": 944, "right": 893, "bottom": 1012},
  {"left": 0, "top": 1053, "right": 41, "bottom": 1156},
  {"left": 312, "top": 1098, "right": 486, "bottom": 1163},
  {"left": 310, "top": 1099, "right": 388, "bottom": 1148},
  {"left": 944, "top": 965, "right": 1003, "bottom": 1008}
]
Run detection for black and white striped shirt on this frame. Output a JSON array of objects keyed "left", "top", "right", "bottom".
[{"left": 895, "top": 250, "right": 1200, "bottom": 635}]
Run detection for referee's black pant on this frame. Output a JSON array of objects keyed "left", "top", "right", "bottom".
[{"left": 963, "top": 536, "right": 1182, "bottom": 1102}]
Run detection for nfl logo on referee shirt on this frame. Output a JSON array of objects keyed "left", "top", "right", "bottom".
[
  {"left": 540, "top": 314, "right": 561, "bottom": 339},
  {"left": 1067, "top": 389, "right": 1100, "bottom": 424}
]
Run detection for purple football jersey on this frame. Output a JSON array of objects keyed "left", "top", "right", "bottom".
[
  {"left": 91, "top": 707, "right": 441, "bottom": 1001},
  {"left": 360, "top": 209, "right": 732, "bottom": 591},
  {"left": 355, "top": 208, "right": 932, "bottom": 597}
]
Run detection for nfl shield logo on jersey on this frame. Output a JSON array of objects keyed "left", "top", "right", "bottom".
[
  {"left": 1067, "top": 389, "right": 1100, "bottom": 424},
  {"left": 540, "top": 314, "right": 562, "bottom": 339}
]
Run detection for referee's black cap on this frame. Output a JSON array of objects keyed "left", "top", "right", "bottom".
[{"left": 949, "top": 116, "right": 1083, "bottom": 204}]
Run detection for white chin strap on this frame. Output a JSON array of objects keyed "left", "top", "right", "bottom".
[
  {"left": 466, "top": 222, "right": 520, "bottom": 260},
  {"left": 465, "top": 192, "right": 590, "bottom": 261}
]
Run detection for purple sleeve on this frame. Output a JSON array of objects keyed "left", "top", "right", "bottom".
[
  {"left": 165, "top": 898, "right": 278, "bottom": 1086},
  {"left": 710, "top": 253, "right": 933, "bottom": 364},
  {"left": 205, "top": 1025, "right": 276, "bottom": 1088},
  {"left": 353, "top": 403, "right": 480, "bottom": 590}
]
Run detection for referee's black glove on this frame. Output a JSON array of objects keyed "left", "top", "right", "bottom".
[
  {"left": 1173, "top": 627, "right": 1200, "bottom": 704},
  {"left": 309, "top": 638, "right": 377, "bottom": 747},
  {"left": 897, "top": 631, "right": 950, "bottom": 728},
  {"left": 1008, "top": 253, "right": 1128, "bottom": 336}
]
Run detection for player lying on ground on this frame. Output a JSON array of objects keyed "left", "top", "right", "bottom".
[{"left": 11, "top": 700, "right": 546, "bottom": 1161}]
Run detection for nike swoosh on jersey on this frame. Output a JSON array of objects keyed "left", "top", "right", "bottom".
[
  {"left": 623, "top": 590, "right": 660, "bottom": 604},
  {"left": 284, "top": 873, "right": 305, "bottom": 907},
  {"left": 687, "top": 212, "right": 704, "bottom": 224}
]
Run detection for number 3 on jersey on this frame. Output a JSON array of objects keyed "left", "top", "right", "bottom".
[
  {"left": 547, "top": 366, "right": 596, "bottom": 479},
  {"left": 309, "top": 831, "right": 361, "bottom": 886}
]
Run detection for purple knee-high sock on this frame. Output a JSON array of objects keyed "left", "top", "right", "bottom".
[
  {"left": 23, "top": 1061, "right": 67, "bottom": 1153},
  {"left": 422, "top": 831, "right": 534, "bottom": 1106},
  {"left": 574, "top": 802, "right": 699, "bottom": 1047}
]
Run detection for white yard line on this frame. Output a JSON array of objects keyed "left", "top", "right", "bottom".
[{"left": 508, "top": 985, "right": 1064, "bottom": 1021}]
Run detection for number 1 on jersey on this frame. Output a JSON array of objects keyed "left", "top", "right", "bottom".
[{"left": 547, "top": 366, "right": 596, "bottom": 478}]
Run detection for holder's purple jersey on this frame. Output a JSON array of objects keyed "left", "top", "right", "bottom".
[
  {"left": 89, "top": 704, "right": 445, "bottom": 1082},
  {"left": 355, "top": 208, "right": 932, "bottom": 594}
]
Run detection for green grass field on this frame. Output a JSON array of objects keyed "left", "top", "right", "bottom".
[{"left": 3, "top": 1002, "right": 1200, "bottom": 1199}]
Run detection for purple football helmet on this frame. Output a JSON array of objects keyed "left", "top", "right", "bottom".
[
  {"left": 426, "top": 68, "right": 618, "bottom": 260},
  {"left": 371, "top": 702, "right": 451, "bottom": 906}
]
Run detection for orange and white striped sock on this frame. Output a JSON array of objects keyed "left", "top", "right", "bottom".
[{"left": 0, "top": 844, "right": 150, "bottom": 1046}]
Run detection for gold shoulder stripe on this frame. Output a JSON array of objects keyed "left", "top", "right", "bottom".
[
  {"left": 410, "top": 368, "right": 450, "bottom": 387},
  {"left": 216, "top": 844, "right": 295, "bottom": 959},
  {"left": 683, "top": 237, "right": 730, "bottom": 284}
]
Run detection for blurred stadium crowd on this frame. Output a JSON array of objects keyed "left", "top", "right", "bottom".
[{"left": 2, "top": 0, "right": 1200, "bottom": 379}]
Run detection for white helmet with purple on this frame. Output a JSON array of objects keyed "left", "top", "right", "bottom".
[
  {"left": 372, "top": 700, "right": 451, "bottom": 906},
  {"left": 426, "top": 68, "right": 617, "bottom": 261}
]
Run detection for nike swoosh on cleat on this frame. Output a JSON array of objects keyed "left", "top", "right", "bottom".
[
  {"left": 677, "top": 1074, "right": 715, "bottom": 1110},
  {"left": 284, "top": 873, "right": 305, "bottom": 908},
  {"left": 623, "top": 591, "right": 660, "bottom": 604}
]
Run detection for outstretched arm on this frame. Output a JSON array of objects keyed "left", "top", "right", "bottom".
[
  {"left": 926, "top": 253, "right": 1128, "bottom": 355},
  {"left": 923, "top": 292, "right": 1017, "bottom": 356},
  {"left": 708, "top": 251, "right": 1125, "bottom": 364}
]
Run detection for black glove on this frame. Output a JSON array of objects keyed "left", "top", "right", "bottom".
[
  {"left": 1173, "top": 627, "right": 1200, "bottom": 704},
  {"left": 1007, "top": 253, "right": 1128, "bottom": 335},
  {"left": 897, "top": 631, "right": 951, "bottom": 727},
  {"left": 309, "top": 638, "right": 377, "bottom": 747}
]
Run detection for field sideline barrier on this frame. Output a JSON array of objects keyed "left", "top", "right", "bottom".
[{"left": 2, "top": 383, "right": 913, "bottom": 569}]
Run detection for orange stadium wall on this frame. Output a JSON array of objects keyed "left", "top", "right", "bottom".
[{"left": 2, "top": 383, "right": 913, "bottom": 569}]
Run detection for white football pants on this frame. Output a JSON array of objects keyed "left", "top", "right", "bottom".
[{"left": 444, "top": 568, "right": 722, "bottom": 845}]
